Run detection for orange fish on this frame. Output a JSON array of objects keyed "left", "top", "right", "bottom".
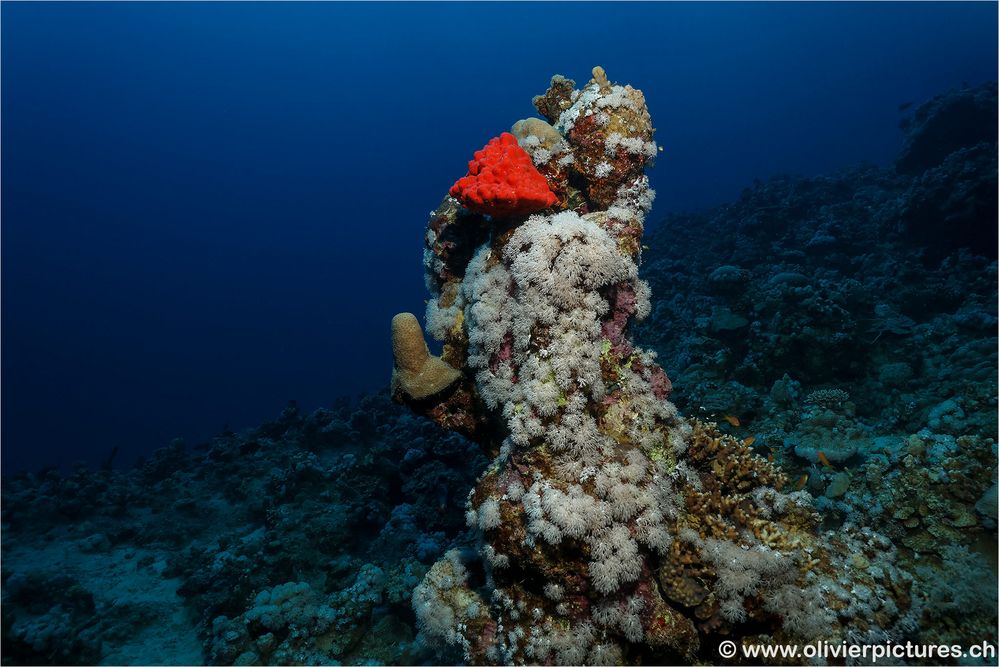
[
  {"left": 767, "top": 452, "right": 774, "bottom": 463},
  {"left": 743, "top": 436, "right": 756, "bottom": 446},
  {"left": 794, "top": 474, "right": 809, "bottom": 491},
  {"left": 722, "top": 415, "right": 741, "bottom": 427},
  {"left": 816, "top": 451, "right": 834, "bottom": 468}
]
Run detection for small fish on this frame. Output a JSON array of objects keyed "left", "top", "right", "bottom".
[
  {"left": 767, "top": 452, "right": 774, "bottom": 463},
  {"left": 722, "top": 415, "right": 741, "bottom": 427},
  {"left": 743, "top": 435, "right": 756, "bottom": 446},
  {"left": 897, "top": 101, "right": 913, "bottom": 111},
  {"left": 816, "top": 451, "right": 834, "bottom": 468},
  {"left": 642, "top": 245, "right": 650, "bottom": 251},
  {"left": 794, "top": 473, "right": 809, "bottom": 491}
]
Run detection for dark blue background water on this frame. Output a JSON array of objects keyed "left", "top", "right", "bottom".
[{"left": 3, "top": 2, "right": 996, "bottom": 472}]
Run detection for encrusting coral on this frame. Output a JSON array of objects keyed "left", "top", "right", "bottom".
[{"left": 395, "top": 68, "right": 915, "bottom": 664}]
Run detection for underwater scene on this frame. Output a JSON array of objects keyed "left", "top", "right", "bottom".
[{"left": 2, "top": 2, "right": 997, "bottom": 666}]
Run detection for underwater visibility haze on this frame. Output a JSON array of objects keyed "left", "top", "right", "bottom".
[{"left": 2, "top": 2, "right": 998, "bottom": 666}]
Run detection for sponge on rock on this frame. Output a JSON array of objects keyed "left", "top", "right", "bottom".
[
  {"left": 449, "top": 132, "right": 558, "bottom": 218},
  {"left": 391, "top": 312, "right": 461, "bottom": 400}
]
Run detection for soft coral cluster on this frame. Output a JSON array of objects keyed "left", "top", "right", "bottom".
[{"left": 395, "top": 68, "right": 915, "bottom": 665}]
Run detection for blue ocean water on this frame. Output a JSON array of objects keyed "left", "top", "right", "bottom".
[{"left": 3, "top": 2, "right": 995, "bottom": 472}]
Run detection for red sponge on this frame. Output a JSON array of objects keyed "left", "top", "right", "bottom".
[{"left": 449, "top": 133, "right": 558, "bottom": 218}]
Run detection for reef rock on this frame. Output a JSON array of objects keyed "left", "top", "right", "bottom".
[
  {"left": 395, "top": 68, "right": 915, "bottom": 665},
  {"left": 896, "top": 81, "right": 998, "bottom": 175}
]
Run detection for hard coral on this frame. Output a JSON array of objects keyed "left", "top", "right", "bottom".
[
  {"left": 449, "top": 132, "right": 558, "bottom": 218},
  {"left": 391, "top": 313, "right": 461, "bottom": 400}
]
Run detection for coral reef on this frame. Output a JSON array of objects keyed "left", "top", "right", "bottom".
[
  {"left": 632, "top": 81, "right": 999, "bottom": 662},
  {"left": 2, "top": 397, "right": 487, "bottom": 665},
  {"left": 634, "top": 83, "right": 998, "bottom": 464},
  {"left": 2, "top": 76, "right": 994, "bottom": 666},
  {"left": 896, "top": 81, "right": 997, "bottom": 176},
  {"left": 395, "top": 68, "right": 954, "bottom": 665}
]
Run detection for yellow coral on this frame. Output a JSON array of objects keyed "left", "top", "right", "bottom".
[
  {"left": 511, "top": 117, "right": 563, "bottom": 150},
  {"left": 391, "top": 312, "right": 460, "bottom": 400}
]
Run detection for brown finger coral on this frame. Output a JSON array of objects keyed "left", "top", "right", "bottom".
[{"left": 391, "top": 312, "right": 461, "bottom": 400}]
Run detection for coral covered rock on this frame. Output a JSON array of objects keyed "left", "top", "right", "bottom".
[
  {"left": 396, "top": 68, "right": 918, "bottom": 665},
  {"left": 896, "top": 81, "right": 998, "bottom": 175},
  {"left": 449, "top": 132, "right": 559, "bottom": 218}
]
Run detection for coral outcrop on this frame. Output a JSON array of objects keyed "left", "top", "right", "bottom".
[
  {"left": 1, "top": 398, "right": 488, "bottom": 665},
  {"left": 895, "top": 82, "right": 998, "bottom": 259},
  {"left": 396, "top": 68, "right": 918, "bottom": 665},
  {"left": 3, "top": 76, "right": 993, "bottom": 667}
]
